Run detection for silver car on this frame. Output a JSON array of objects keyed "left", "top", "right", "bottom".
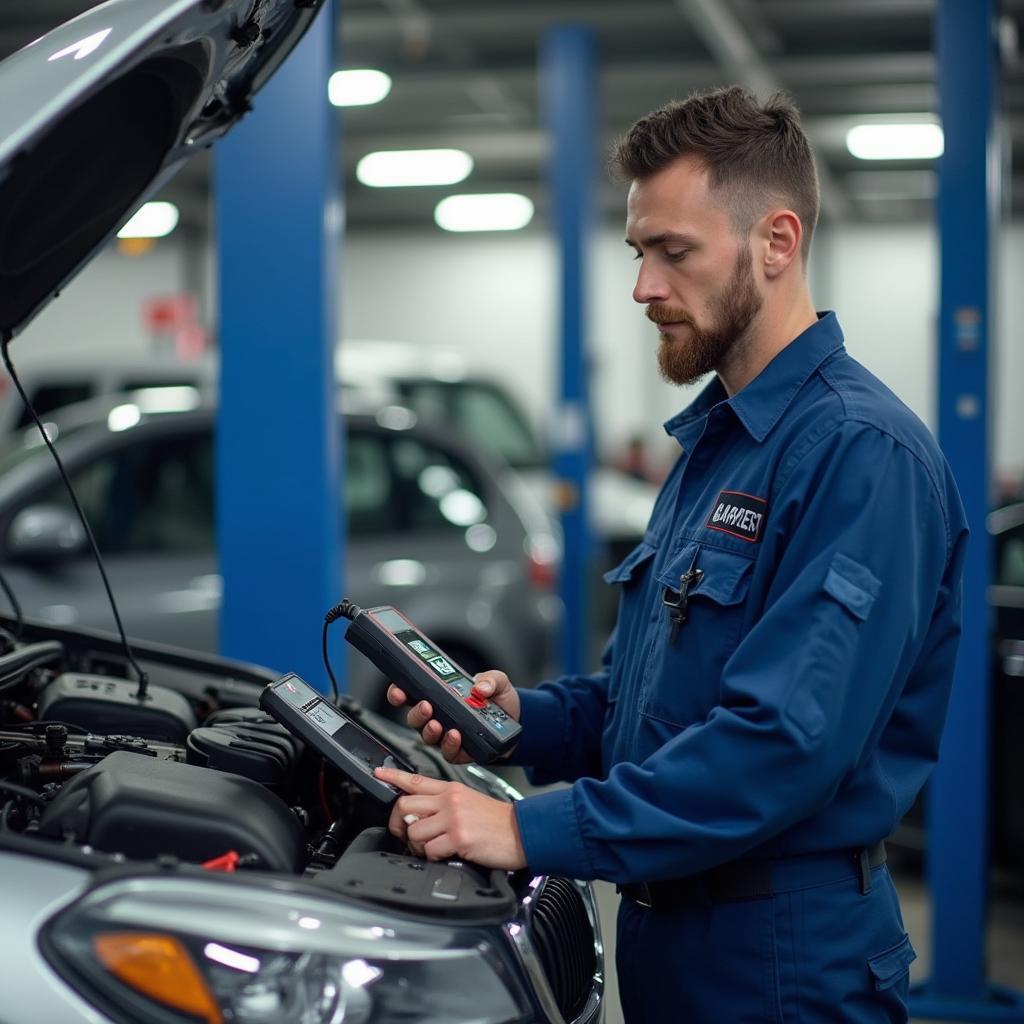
[
  {"left": 0, "top": 397, "right": 562, "bottom": 709},
  {"left": 0, "top": 2, "right": 602, "bottom": 1022}
]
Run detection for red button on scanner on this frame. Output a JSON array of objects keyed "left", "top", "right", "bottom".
[{"left": 466, "top": 693, "right": 487, "bottom": 709}]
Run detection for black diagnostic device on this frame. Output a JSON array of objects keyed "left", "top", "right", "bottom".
[
  {"left": 341, "top": 604, "right": 522, "bottom": 764},
  {"left": 259, "top": 673, "right": 413, "bottom": 805}
]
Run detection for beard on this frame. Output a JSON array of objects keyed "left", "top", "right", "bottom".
[{"left": 648, "top": 245, "right": 763, "bottom": 386}]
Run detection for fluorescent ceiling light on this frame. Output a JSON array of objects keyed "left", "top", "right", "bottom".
[
  {"left": 356, "top": 149, "right": 473, "bottom": 188},
  {"left": 846, "top": 123, "right": 944, "bottom": 160},
  {"left": 117, "top": 202, "right": 179, "bottom": 239},
  {"left": 434, "top": 193, "right": 534, "bottom": 232},
  {"left": 328, "top": 69, "right": 391, "bottom": 107}
]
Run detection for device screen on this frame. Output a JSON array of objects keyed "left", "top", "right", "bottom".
[
  {"left": 370, "top": 609, "right": 471, "bottom": 692},
  {"left": 330, "top": 722, "right": 401, "bottom": 773}
]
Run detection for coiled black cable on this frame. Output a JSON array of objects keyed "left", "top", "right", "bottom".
[{"left": 321, "top": 600, "right": 361, "bottom": 704}]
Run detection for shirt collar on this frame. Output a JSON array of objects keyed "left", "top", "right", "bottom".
[{"left": 663, "top": 311, "right": 845, "bottom": 444}]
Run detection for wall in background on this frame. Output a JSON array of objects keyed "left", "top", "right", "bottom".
[
  {"left": 12, "top": 222, "right": 1023, "bottom": 490},
  {"left": 14, "top": 244, "right": 186, "bottom": 361}
]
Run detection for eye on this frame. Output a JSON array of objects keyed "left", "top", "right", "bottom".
[
  {"left": 631, "top": 251, "right": 642, "bottom": 261},
  {"left": 665, "top": 250, "right": 689, "bottom": 262}
]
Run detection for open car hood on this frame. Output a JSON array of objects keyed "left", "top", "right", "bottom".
[{"left": 0, "top": 0, "right": 325, "bottom": 339}]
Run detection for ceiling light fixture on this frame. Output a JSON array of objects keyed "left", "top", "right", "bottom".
[
  {"left": 846, "top": 122, "right": 944, "bottom": 160},
  {"left": 328, "top": 69, "right": 391, "bottom": 107},
  {"left": 356, "top": 149, "right": 473, "bottom": 188},
  {"left": 117, "top": 202, "right": 179, "bottom": 239},
  {"left": 434, "top": 193, "right": 534, "bottom": 232}
]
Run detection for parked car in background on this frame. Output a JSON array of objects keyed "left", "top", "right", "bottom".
[
  {"left": 0, "top": 349, "right": 216, "bottom": 436},
  {"left": 988, "top": 501, "right": 1024, "bottom": 873},
  {"left": 891, "top": 501, "right": 1024, "bottom": 879},
  {"left": 0, "top": 394, "right": 561, "bottom": 709},
  {"left": 337, "top": 339, "right": 660, "bottom": 561}
]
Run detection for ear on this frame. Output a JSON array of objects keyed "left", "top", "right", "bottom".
[{"left": 760, "top": 209, "right": 803, "bottom": 280}]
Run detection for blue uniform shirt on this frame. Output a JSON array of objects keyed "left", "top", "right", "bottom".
[{"left": 512, "top": 312, "right": 968, "bottom": 884}]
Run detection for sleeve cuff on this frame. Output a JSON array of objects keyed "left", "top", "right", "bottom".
[
  {"left": 504, "top": 687, "right": 569, "bottom": 769},
  {"left": 514, "top": 787, "right": 594, "bottom": 879}
]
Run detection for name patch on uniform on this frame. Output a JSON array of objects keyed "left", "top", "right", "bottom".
[{"left": 705, "top": 490, "right": 767, "bottom": 543}]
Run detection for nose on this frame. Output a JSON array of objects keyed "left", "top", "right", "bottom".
[{"left": 632, "top": 257, "right": 670, "bottom": 305}]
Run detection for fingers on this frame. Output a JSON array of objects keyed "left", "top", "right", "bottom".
[
  {"left": 440, "top": 729, "right": 463, "bottom": 761},
  {"left": 386, "top": 684, "right": 407, "bottom": 707},
  {"left": 406, "top": 700, "right": 434, "bottom": 732},
  {"left": 471, "top": 670, "right": 508, "bottom": 697},
  {"left": 375, "top": 767, "right": 446, "bottom": 795},
  {"left": 404, "top": 703, "right": 466, "bottom": 762}
]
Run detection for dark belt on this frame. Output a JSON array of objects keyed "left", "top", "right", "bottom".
[{"left": 617, "top": 841, "right": 887, "bottom": 910}]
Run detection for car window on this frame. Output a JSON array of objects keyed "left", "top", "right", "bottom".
[
  {"left": 389, "top": 433, "right": 488, "bottom": 533},
  {"left": 998, "top": 522, "right": 1024, "bottom": 587},
  {"left": 346, "top": 429, "right": 489, "bottom": 536},
  {"left": 38, "top": 431, "right": 214, "bottom": 555},
  {"left": 393, "top": 380, "right": 546, "bottom": 470},
  {"left": 16, "top": 382, "right": 94, "bottom": 428},
  {"left": 346, "top": 431, "right": 399, "bottom": 536},
  {"left": 24, "top": 424, "right": 487, "bottom": 551}
]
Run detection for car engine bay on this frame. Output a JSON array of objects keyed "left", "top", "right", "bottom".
[{"left": 0, "top": 616, "right": 600, "bottom": 1023}]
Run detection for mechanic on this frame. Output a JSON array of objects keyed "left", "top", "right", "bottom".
[{"left": 376, "top": 86, "right": 968, "bottom": 1023}]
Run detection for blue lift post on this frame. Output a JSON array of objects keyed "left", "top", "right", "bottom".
[
  {"left": 542, "top": 26, "right": 597, "bottom": 676},
  {"left": 910, "top": 0, "right": 1024, "bottom": 1019},
  {"left": 213, "top": 2, "right": 343, "bottom": 691}
]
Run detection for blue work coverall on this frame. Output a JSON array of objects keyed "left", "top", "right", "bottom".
[{"left": 510, "top": 313, "right": 968, "bottom": 1022}]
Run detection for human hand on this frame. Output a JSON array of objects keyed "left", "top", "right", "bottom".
[
  {"left": 385, "top": 670, "right": 521, "bottom": 764},
  {"left": 374, "top": 767, "right": 527, "bottom": 870}
]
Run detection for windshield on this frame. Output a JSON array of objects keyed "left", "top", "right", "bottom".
[{"left": 392, "top": 379, "right": 546, "bottom": 470}]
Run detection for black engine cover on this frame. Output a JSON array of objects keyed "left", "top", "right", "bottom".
[{"left": 37, "top": 750, "right": 305, "bottom": 872}]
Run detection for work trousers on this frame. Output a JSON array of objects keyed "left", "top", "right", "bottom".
[{"left": 616, "top": 863, "right": 915, "bottom": 1023}]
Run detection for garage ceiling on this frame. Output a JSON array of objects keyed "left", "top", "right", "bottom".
[{"left": 4, "top": 0, "right": 1023, "bottom": 234}]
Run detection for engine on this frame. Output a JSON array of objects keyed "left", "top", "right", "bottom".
[{"left": 0, "top": 651, "right": 409, "bottom": 876}]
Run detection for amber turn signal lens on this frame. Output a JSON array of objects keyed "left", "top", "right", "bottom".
[{"left": 93, "top": 932, "right": 222, "bottom": 1024}]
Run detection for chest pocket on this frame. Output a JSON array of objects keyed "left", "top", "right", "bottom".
[
  {"left": 602, "top": 540, "right": 658, "bottom": 708},
  {"left": 642, "top": 543, "right": 754, "bottom": 729}
]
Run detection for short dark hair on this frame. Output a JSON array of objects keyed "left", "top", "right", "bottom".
[{"left": 611, "top": 87, "right": 820, "bottom": 263}]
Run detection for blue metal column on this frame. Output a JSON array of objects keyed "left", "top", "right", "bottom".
[
  {"left": 213, "top": 2, "right": 343, "bottom": 690},
  {"left": 910, "top": 0, "right": 1024, "bottom": 1018},
  {"left": 542, "top": 26, "right": 597, "bottom": 676}
]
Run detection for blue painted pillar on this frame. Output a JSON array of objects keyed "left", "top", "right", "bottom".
[
  {"left": 911, "top": 0, "right": 1024, "bottom": 1019},
  {"left": 542, "top": 26, "right": 597, "bottom": 676},
  {"left": 213, "top": 2, "right": 343, "bottom": 690}
]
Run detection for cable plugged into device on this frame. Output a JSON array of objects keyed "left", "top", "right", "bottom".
[
  {"left": 0, "top": 330, "right": 150, "bottom": 701},
  {"left": 322, "top": 600, "right": 361, "bottom": 704},
  {"left": 325, "top": 600, "right": 361, "bottom": 624}
]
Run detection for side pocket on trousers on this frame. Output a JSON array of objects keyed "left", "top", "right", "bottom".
[{"left": 867, "top": 933, "right": 916, "bottom": 991}]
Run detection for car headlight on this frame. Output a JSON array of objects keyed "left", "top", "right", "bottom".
[{"left": 42, "top": 875, "right": 532, "bottom": 1024}]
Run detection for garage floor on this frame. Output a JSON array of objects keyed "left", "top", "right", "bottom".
[{"left": 496, "top": 768, "right": 1024, "bottom": 1023}]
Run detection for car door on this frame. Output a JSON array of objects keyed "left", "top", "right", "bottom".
[{"left": 2, "top": 425, "right": 219, "bottom": 652}]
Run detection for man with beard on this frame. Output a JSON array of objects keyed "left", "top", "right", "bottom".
[{"left": 375, "top": 87, "right": 968, "bottom": 1023}]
